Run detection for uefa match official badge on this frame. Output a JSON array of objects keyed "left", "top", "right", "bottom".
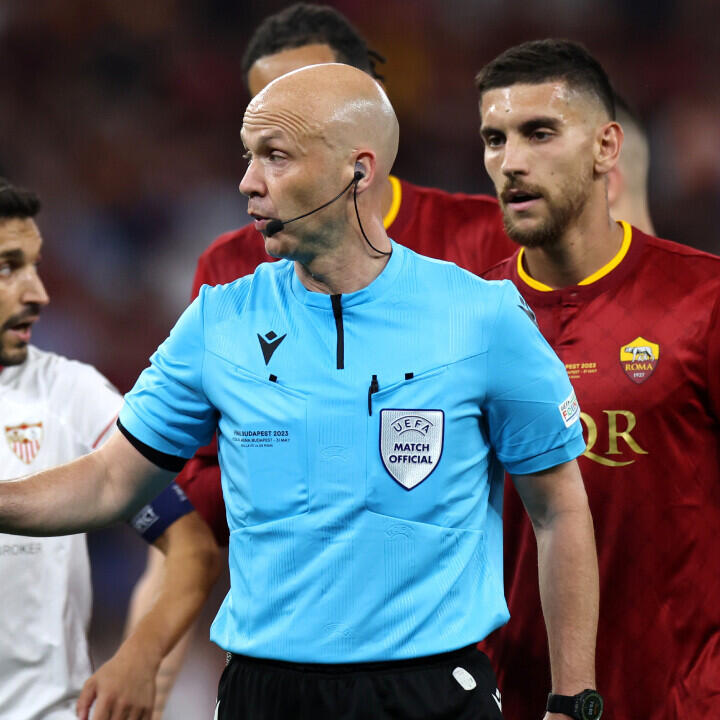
[
  {"left": 620, "top": 337, "right": 660, "bottom": 384},
  {"left": 379, "top": 409, "right": 444, "bottom": 490},
  {"left": 5, "top": 422, "right": 43, "bottom": 464}
]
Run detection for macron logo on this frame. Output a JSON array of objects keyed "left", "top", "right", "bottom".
[{"left": 257, "top": 330, "right": 287, "bottom": 365}]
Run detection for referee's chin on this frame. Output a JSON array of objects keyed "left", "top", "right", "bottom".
[
  {"left": 263, "top": 233, "right": 317, "bottom": 266},
  {"left": 263, "top": 237, "right": 289, "bottom": 260}
]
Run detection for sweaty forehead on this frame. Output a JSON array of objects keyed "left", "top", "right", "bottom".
[{"left": 481, "top": 81, "right": 589, "bottom": 127}]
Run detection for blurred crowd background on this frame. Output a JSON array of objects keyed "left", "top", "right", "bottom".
[{"left": 2, "top": 0, "right": 718, "bottom": 715}]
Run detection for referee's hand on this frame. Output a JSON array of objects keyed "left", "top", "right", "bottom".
[{"left": 76, "top": 639, "right": 158, "bottom": 720}]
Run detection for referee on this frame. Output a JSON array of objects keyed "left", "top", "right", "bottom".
[{"left": 0, "top": 64, "right": 598, "bottom": 720}]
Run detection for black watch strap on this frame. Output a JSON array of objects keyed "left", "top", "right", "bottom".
[{"left": 547, "top": 689, "right": 603, "bottom": 720}]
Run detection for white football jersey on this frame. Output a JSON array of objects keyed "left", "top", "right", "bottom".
[{"left": 0, "top": 346, "right": 122, "bottom": 719}]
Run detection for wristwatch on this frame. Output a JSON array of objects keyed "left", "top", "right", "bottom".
[{"left": 547, "top": 689, "right": 603, "bottom": 719}]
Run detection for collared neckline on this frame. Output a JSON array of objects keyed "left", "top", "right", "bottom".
[
  {"left": 291, "top": 239, "right": 403, "bottom": 308},
  {"left": 517, "top": 220, "right": 633, "bottom": 291},
  {"left": 510, "top": 221, "right": 647, "bottom": 305}
]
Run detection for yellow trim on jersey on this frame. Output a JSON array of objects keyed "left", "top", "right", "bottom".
[
  {"left": 383, "top": 175, "right": 402, "bottom": 229},
  {"left": 578, "top": 220, "right": 632, "bottom": 285},
  {"left": 517, "top": 220, "right": 633, "bottom": 291},
  {"left": 516, "top": 251, "right": 554, "bottom": 291}
]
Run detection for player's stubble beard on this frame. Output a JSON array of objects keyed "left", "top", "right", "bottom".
[
  {"left": 0, "top": 337, "right": 29, "bottom": 366},
  {"left": 0, "top": 305, "right": 41, "bottom": 366},
  {"left": 500, "top": 166, "right": 593, "bottom": 249}
]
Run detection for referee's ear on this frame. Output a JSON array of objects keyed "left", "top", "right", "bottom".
[{"left": 351, "top": 152, "right": 376, "bottom": 193}]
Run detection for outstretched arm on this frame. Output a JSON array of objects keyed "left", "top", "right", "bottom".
[
  {"left": 77, "top": 511, "right": 221, "bottom": 720},
  {"left": 0, "top": 430, "right": 175, "bottom": 536},
  {"left": 512, "top": 459, "right": 599, "bottom": 720}
]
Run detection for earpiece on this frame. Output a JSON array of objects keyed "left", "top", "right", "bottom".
[{"left": 354, "top": 163, "right": 365, "bottom": 182}]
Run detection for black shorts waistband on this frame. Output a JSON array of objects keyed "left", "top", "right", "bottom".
[{"left": 226, "top": 644, "right": 484, "bottom": 675}]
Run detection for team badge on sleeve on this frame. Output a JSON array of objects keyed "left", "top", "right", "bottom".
[
  {"left": 620, "top": 336, "right": 659, "bottom": 384},
  {"left": 5, "top": 422, "right": 43, "bottom": 464},
  {"left": 380, "top": 409, "right": 444, "bottom": 490}
]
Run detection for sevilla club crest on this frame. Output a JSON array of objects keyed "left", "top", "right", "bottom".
[
  {"left": 5, "top": 422, "right": 43, "bottom": 464},
  {"left": 620, "top": 337, "right": 659, "bottom": 384}
]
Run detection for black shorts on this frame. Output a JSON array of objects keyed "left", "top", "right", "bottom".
[{"left": 216, "top": 644, "right": 504, "bottom": 720}]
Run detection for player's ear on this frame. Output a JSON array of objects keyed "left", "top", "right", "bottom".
[{"left": 594, "top": 121, "right": 623, "bottom": 176}]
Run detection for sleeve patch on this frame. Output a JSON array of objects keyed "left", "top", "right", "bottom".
[
  {"left": 558, "top": 390, "right": 580, "bottom": 428},
  {"left": 130, "top": 505, "right": 160, "bottom": 535},
  {"left": 127, "top": 481, "right": 194, "bottom": 543}
]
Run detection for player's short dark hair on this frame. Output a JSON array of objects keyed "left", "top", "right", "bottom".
[
  {"left": 0, "top": 178, "right": 41, "bottom": 221},
  {"left": 475, "top": 39, "right": 615, "bottom": 119},
  {"left": 241, "top": 3, "right": 384, "bottom": 83}
]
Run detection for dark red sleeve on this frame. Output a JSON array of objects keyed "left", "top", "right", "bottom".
[
  {"left": 174, "top": 436, "right": 229, "bottom": 546},
  {"left": 191, "top": 251, "right": 211, "bottom": 300},
  {"left": 707, "top": 293, "right": 720, "bottom": 421}
]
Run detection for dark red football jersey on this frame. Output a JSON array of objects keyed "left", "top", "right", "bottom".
[
  {"left": 176, "top": 176, "right": 514, "bottom": 544},
  {"left": 481, "top": 222, "right": 720, "bottom": 720}
]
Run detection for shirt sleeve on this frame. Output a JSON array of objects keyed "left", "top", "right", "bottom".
[
  {"left": 118, "top": 289, "right": 218, "bottom": 469},
  {"left": 174, "top": 437, "right": 229, "bottom": 546},
  {"left": 128, "top": 481, "right": 195, "bottom": 544},
  {"left": 707, "top": 292, "right": 720, "bottom": 422},
  {"left": 483, "top": 281, "right": 586, "bottom": 475},
  {"left": 65, "top": 363, "right": 123, "bottom": 453},
  {"left": 179, "top": 250, "right": 231, "bottom": 545}
]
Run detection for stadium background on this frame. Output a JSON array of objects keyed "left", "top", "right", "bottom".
[{"left": 1, "top": 0, "right": 718, "bottom": 714}]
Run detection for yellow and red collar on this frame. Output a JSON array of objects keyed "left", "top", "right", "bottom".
[
  {"left": 517, "top": 220, "right": 633, "bottom": 291},
  {"left": 383, "top": 175, "right": 402, "bottom": 230}
]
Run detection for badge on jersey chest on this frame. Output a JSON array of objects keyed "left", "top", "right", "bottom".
[
  {"left": 620, "top": 336, "right": 659, "bottom": 384},
  {"left": 5, "top": 422, "right": 43, "bottom": 464},
  {"left": 379, "top": 409, "right": 444, "bottom": 490}
]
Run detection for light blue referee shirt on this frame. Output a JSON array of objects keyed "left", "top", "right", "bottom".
[{"left": 119, "top": 241, "right": 585, "bottom": 663}]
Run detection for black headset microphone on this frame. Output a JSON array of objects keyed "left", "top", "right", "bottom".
[{"left": 264, "top": 165, "right": 391, "bottom": 257}]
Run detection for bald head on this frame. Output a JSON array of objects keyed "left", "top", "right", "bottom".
[
  {"left": 239, "top": 63, "right": 398, "bottom": 266},
  {"left": 244, "top": 63, "right": 399, "bottom": 179}
]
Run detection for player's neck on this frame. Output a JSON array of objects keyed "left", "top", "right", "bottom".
[
  {"left": 295, "top": 222, "right": 392, "bottom": 295},
  {"left": 521, "top": 204, "right": 624, "bottom": 289}
]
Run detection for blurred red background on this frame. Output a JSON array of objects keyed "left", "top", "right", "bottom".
[{"left": 2, "top": 1, "right": 717, "bottom": 714}]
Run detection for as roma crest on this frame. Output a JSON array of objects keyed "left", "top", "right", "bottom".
[
  {"left": 620, "top": 337, "right": 659, "bottom": 384},
  {"left": 5, "top": 422, "right": 43, "bottom": 464},
  {"left": 380, "top": 409, "right": 444, "bottom": 490}
]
